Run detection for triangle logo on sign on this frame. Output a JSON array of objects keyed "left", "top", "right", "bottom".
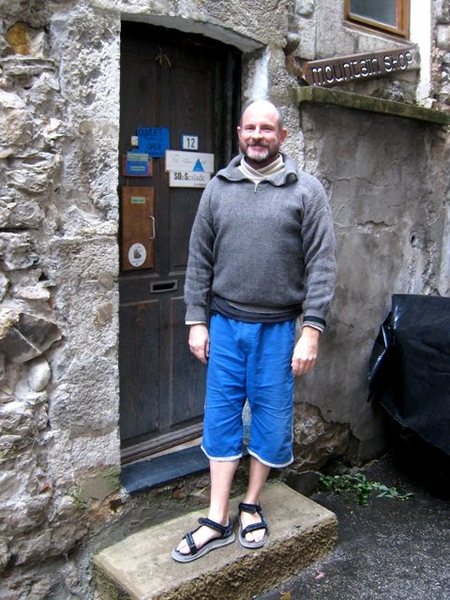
[{"left": 193, "top": 159, "right": 204, "bottom": 172}]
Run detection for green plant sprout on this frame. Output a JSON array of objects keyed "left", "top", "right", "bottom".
[{"left": 320, "top": 472, "right": 414, "bottom": 505}]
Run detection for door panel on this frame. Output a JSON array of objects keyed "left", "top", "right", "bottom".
[
  {"left": 170, "top": 296, "right": 204, "bottom": 426},
  {"left": 118, "top": 23, "right": 240, "bottom": 461},
  {"left": 119, "top": 301, "right": 161, "bottom": 440},
  {"left": 170, "top": 193, "right": 199, "bottom": 270}
]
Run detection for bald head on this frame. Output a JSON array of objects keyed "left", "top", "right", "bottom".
[{"left": 240, "top": 100, "right": 284, "bottom": 130}]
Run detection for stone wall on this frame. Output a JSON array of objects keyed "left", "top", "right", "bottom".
[
  {"left": 286, "top": 0, "right": 419, "bottom": 103},
  {"left": 434, "top": 0, "right": 450, "bottom": 108},
  {"left": 0, "top": 0, "right": 449, "bottom": 597},
  {"left": 432, "top": 0, "right": 450, "bottom": 300},
  {"left": 0, "top": 1, "right": 122, "bottom": 595},
  {"left": 298, "top": 102, "right": 449, "bottom": 463},
  {"left": 286, "top": 0, "right": 450, "bottom": 465},
  {"left": 0, "top": 1, "right": 291, "bottom": 597}
]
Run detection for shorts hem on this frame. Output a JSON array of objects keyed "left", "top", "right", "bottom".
[
  {"left": 201, "top": 445, "right": 242, "bottom": 462},
  {"left": 247, "top": 447, "right": 294, "bottom": 469}
]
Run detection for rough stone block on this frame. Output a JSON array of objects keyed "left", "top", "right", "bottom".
[
  {"left": 0, "top": 232, "right": 34, "bottom": 270},
  {"left": 48, "top": 351, "right": 118, "bottom": 433},
  {"left": 0, "top": 56, "right": 56, "bottom": 80},
  {"left": 0, "top": 0, "right": 29, "bottom": 18},
  {"left": 13, "top": 283, "right": 51, "bottom": 301},
  {"left": 5, "top": 22, "right": 32, "bottom": 55},
  {"left": 0, "top": 311, "right": 62, "bottom": 363},
  {"left": 94, "top": 482, "right": 338, "bottom": 600},
  {"left": 0, "top": 195, "right": 43, "bottom": 229},
  {"left": 293, "top": 402, "right": 350, "bottom": 470},
  {"left": 0, "top": 400, "right": 35, "bottom": 435},
  {"left": 0, "top": 92, "right": 33, "bottom": 151},
  {"left": 47, "top": 430, "right": 120, "bottom": 486},
  {"left": 5, "top": 22, "right": 46, "bottom": 58},
  {"left": 296, "top": 16, "right": 316, "bottom": 60},
  {"left": 94, "top": 302, "right": 114, "bottom": 326},
  {"left": 77, "top": 467, "right": 120, "bottom": 504},
  {"left": 3, "top": 493, "right": 51, "bottom": 535},
  {"left": 0, "top": 449, "right": 37, "bottom": 502},
  {"left": 295, "top": 0, "right": 315, "bottom": 18},
  {"left": 0, "top": 89, "right": 25, "bottom": 110},
  {"left": 0, "top": 353, "right": 5, "bottom": 384},
  {"left": 42, "top": 117, "right": 64, "bottom": 145},
  {"left": 48, "top": 237, "right": 118, "bottom": 281},
  {"left": 0, "top": 273, "right": 9, "bottom": 302},
  {"left": 0, "top": 537, "right": 10, "bottom": 570},
  {"left": 26, "top": 358, "right": 51, "bottom": 392},
  {"left": 437, "top": 24, "right": 450, "bottom": 50},
  {"left": 9, "top": 498, "right": 88, "bottom": 566},
  {"left": 6, "top": 152, "right": 59, "bottom": 195},
  {"left": 435, "top": 0, "right": 450, "bottom": 24}
]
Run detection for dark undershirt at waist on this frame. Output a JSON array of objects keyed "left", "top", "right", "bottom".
[{"left": 210, "top": 296, "right": 302, "bottom": 323}]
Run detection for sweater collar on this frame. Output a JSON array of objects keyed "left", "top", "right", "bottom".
[
  {"left": 238, "top": 154, "right": 285, "bottom": 184},
  {"left": 218, "top": 153, "right": 299, "bottom": 186}
]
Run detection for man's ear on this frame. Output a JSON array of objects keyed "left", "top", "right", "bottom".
[{"left": 279, "top": 127, "right": 288, "bottom": 144}]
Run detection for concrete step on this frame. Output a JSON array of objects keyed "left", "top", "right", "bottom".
[{"left": 94, "top": 481, "right": 338, "bottom": 600}]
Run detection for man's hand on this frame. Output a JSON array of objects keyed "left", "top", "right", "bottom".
[
  {"left": 291, "top": 326, "right": 321, "bottom": 377},
  {"left": 188, "top": 323, "right": 210, "bottom": 364}
]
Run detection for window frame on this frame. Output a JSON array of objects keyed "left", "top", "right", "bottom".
[{"left": 344, "top": 0, "right": 410, "bottom": 38}]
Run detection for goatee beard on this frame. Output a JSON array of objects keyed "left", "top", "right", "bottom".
[{"left": 245, "top": 146, "right": 270, "bottom": 162}]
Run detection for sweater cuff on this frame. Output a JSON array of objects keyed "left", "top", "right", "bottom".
[
  {"left": 185, "top": 304, "right": 208, "bottom": 323},
  {"left": 303, "top": 315, "right": 326, "bottom": 332}
]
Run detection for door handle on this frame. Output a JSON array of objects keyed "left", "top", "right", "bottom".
[
  {"left": 149, "top": 216, "right": 156, "bottom": 240},
  {"left": 150, "top": 279, "right": 178, "bottom": 293}
]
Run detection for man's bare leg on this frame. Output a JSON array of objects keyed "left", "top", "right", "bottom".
[
  {"left": 240, "top": 457, "right": 270, "bottom": 544},
  {"left": 176, "top": 459, "right": 239, "bottom": 554}
]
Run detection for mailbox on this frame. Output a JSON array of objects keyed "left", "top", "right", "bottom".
[{"left": 120, "top": 186, "right": 155, "bottom": 271}]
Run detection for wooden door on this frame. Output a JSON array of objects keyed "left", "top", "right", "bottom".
[{"left": 119, "top": 23, "right": 240, "bottom": 462}]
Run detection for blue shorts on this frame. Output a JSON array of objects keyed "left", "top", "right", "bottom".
[{"left": 201, "top": 314, "right": 295, "bottom": 468}]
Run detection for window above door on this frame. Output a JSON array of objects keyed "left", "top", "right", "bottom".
[{"left": 345, "top": 0, "right": 410, "bottom": 37}]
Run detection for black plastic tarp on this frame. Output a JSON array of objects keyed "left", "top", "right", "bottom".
[{"left": 368, "top": 294, "right": 450, "bottom": 456}]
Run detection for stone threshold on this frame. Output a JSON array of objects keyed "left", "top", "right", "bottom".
[
  {"left": 120, "top": 445, "right": 209, "bottom": 494},
  {"left": 94, "top": 481, "right": 338, "bottom": 600},
  {"left": 298, "top": 86, "right": 450, "bottom": 125},
  {"left": 121, "top": 444, "right": 250, "bottom": 494}
]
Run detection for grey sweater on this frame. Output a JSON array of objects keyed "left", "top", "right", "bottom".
[{"left": 184, "top": 153, "right": 337, "bottom": 328}]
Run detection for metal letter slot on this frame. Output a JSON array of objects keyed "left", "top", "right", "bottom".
[{"left": 150, "top": 280, "right": 178, "bottom": 293}]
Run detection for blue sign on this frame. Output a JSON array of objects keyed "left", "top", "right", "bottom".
[
  {"left": 137, "top": 127, "right": 170, "bottom": 158},
  {"left": 124, "top": 151, "right": 151, "bottom": 177}
]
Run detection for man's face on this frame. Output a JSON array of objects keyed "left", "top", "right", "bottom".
[{"left": 237, "top": 101, "right": 287, "bottom": 169}]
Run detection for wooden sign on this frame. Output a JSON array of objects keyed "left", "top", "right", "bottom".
[
  {"left": 165, "top": 150, "right": 214, "bottom": 173},
  {"left": 165, "top": 150, "right": 214, "bottom": 189},
  {"left": 301, "top": 46, "right": 419, "bottom": 88},
  {"left": 121, "top": 186, "right": 154, "bottom": 271},
  {"left": 169, "top": 170, "right": 211, "bottom": 188}
]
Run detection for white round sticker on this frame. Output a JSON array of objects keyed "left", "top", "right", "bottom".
[{"left": 128, "top": 243, "right": 146, "bottom": 267}]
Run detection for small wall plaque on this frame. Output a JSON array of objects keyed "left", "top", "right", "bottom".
[
  {"left": 122, "top": 152, "right": 152, "bottom": 177},
  {"left": 181, "top": 134, "right": 199, "bottom": 151},
  {"left": 137, "top": 127, "right": 170, "bottom": 158}
]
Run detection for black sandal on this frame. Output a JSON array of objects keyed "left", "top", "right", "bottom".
[
  {"left": 171, "top": 517, "right": 235, "bottom": 563},
  {"left": 238, "top": 501, "right": 269, "bottom": 549}
]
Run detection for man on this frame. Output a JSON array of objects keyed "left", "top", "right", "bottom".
[{"left": 172, "top": 99, "right": 336, "bottom": 562}]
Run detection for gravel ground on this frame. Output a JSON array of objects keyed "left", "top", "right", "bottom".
[{"left": 257, "top": 445, "right": 450, "bottom": 600}]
